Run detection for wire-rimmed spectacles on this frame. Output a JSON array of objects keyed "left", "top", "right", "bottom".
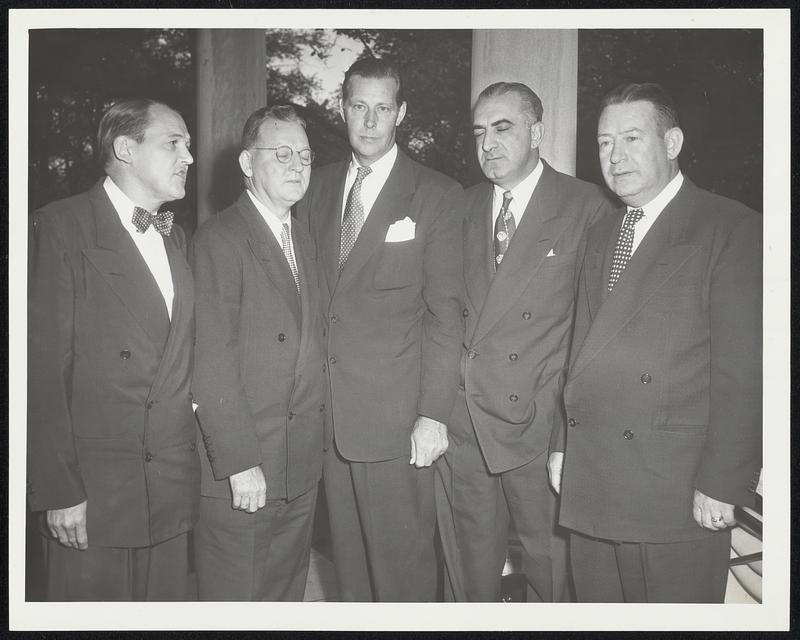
[{"left": 250, "top": 145, "right": 315, "bottom": 166}]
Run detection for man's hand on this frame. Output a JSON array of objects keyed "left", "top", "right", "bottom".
[
  {"left": 229, "top": 465, "right": 267, "bottom": 513},
  {"left": 547, "top": 452, "right": 564, "bottom": 495},
  {"left": 693, "top": 489, "right": 735, "bottom": 530},
  {"left": 47, "top": 501, "right": 88, "bottom": 550},
  {"left": 410, "top": 416, "right": 449, "bottom": 468}
]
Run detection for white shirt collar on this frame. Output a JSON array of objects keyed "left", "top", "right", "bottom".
[
  {"left": 628, "top": 171, "right": 684, "bottom": 217},
  {"left": 492, "top": 158, "right": 544, "bottom": 224},
  {"left": 348, "top": 143, "right": 397, "bottom": 182},
  {"left": 246, "top": 189, "right": 291, "bottom": 245},
  {"left": 104, "top": 175, "right": 146, "bottom": 234}
]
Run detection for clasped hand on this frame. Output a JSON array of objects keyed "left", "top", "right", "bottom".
[
  {"left": 229, "top": 465, "right": 267, "bottom": 513},
  {"left": 409, "top": 415, "right": 449, "bottom": 468}
]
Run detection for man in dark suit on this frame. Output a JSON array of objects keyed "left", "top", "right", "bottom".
[
  {"left": 548, "top": 83, "right": 762, "bottom": 602},
  {"left": 434, "top": 82, "right": 611, "bottom": 602},
  {"left": 296, "top": 57, "right": 463, "bottom": 601},
  {"left": 191, "top": 105, "right": 326, "bottom": 601},
  {"left": 27, "top": 99, "right": 199, "bottom": 600}
]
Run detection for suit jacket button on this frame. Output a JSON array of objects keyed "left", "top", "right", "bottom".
[
  {"left": 144, "top": 452, "right": 153, "bottom": 462},
  {"left": 120, "top": 349, "right": 131, "bottom": 359},
  {"left": 278, "top": 333, "right": 286, "bottom": 342},
  {"left": 330, "top": 314, "right": 338, "bottom": 323},
  {"left": 509, "top": 353, "right": 518, "bottom": 361},
  {"left": 568, "top": 417, "right": 578, "bottom": 427},
  {"left": 146, "top": 400, "right": 154, "bottom": 410},
  {"left": 522, "top": 311, "right": 531, "bottom": 320},
  {"left": 623, "top": 429, "right": 634, "bottom": 440},
  {"left": 462, "top": 308, "right": 469, "bottom": 318},
  {"left": 509, "top": 394, "right": 518, "bottom": 402},
  {"left": 640, "top": 373, "right": 652, "bottom": 384},
  {"left": 320, "top": 403, "right": 325, "bottom": 412},
  {"left": 329, "top": 356, "right": 337, "bottom": 364},
  {"left": 467, "top": 350, "right": 477, "bottom": 359},
  {"left": 288, "top": 411, "right": 295, "bottom": 421}
]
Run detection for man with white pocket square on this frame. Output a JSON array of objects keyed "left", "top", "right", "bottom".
[
  {"left": 296, "top": 56, "right": 463, "bottom": 601},
  {"left": 434, "top": 82, "right": 614, "bottom": 601}
]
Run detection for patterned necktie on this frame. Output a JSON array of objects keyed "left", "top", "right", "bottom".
[
  {"left": 493, "top": 190, "right": 515, "bottom": 270},
  {"left": 607, "top": 207, "right": 645, "bottom": 292},
  {"left": 281, "top": 223, "right": 300, "bottom": 294},
  {"left": 339, "top": 166, "right": 372, "bottom": 270},
  {"left": 132, "top": 206, "right": 174, "bottom": 236}
]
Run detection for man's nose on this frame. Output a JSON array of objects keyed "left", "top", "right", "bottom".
[
  {"left": 182, "top": 146, "right": 194, "bottom": 165},
  {"left": 482, "top": 130, "right": 496, "bottom": 152},
  {"left": 609, "top": 141, "right": 624, "bottom": 164},
  {"left": 364, "top": 109, "right": 377, "bottom": 129}
]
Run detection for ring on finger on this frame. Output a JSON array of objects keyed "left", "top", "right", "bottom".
[{"left": 711, "top": 515, "right": 724, "bottom": 524}]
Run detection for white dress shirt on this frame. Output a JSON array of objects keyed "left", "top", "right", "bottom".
[
  {"left": 246, "top": 189, "right": 295, "bottom": 249},
  {"left": 491, "top": 158, "right": 544, "bottom": 231},
  {"left": 104, "top": 176, "right": 174, "bottom": 320},
  {"left": 340, "top": 144, "right": 399, "bottom": 222},
  {"left": 627, "top": 171, "right": 684, "bottom": 254}
]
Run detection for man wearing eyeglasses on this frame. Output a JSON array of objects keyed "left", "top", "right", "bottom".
[
  {"left": 191, "top": 105, "right": 326, "bottom": 601},
  {"left": 296, "top": 57, "right": 463, "bottom": 601}
]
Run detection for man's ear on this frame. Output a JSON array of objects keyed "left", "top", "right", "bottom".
[
  {"left": 112, "top": 135, "right": 134, "bottom": 165},
  {"left": 395, "top": 101, "right": 407, "bottom": 127},
  {"left": 664, "top": 127, "right": 684, "bottom": 160},
  {"left": 530, "top": 121, "right": 545, "bottom": 150},
  {"left": 238, "top": 149, "right": 253, "bottom": 178}
]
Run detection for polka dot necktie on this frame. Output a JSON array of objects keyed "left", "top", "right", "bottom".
[
  {"left": 132, "top": 206, "right": 174, "bottom": 236},
  {"left": 339, "top": 166, "right": 372, "bottom": 270},
  {"left": 493, "top": 190, "right": 515, "bottom": 271},
  {"left": 607, "top": 207, "right": 645, "bottom": 292},
  {"left": 281, "top": 223, "right": 300, "bottom": 294}
]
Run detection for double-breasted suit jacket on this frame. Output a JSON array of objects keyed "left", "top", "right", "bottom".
[
  {"left": 552, "top": 178, "right": 762, "bottom": 543},
  {"left": 296, "top": 150, "right": 463, "bottom": 461},
  {"left": 27, "top": 179, "right": 200, "bottom": 548},
  {"left": 191, "top": 192, "right": 326, "bottom": 501},
  {"left": 456, "top": 162, "right": 611, "bottom": 472}
]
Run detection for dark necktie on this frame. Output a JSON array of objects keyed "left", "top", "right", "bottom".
[
  {"left": 607, "top": 207, "right": 645, "bottom": 292},
  {"left": 339, "top": 166, "right": 372, "bottom": 270},
  {"left": 132, "top": 206, "right": 174, "bottom": 236},
  {"left": 281, "top": 223, "right": 300, "bottom": 294},
  {"left": 493, "top": 190, "right": 515, "bottom": 270}
]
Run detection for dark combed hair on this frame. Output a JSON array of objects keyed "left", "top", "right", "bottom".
[
  {"left": 342, "top": 56, "right": 404, "bottom": 105},
  {"left": 241, "top": 104, "right": 306, "bottom": 150},
  {"left": 476, "top": 82, "right": 544, "bottom": 124},
  {"left": 600, "top": 82, "right": 680, "bottom": 134},
  {"left": 97, "top": 98, "right": 172, "bottom": 169}
]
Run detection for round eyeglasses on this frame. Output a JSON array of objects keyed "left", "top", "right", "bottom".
[{"left": 250, "top": 145, "right": 315, "bottom": 166}]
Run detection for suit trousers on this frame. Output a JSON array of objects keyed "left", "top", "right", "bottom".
[
  {"left": 435, "top": 420, "right": 569, "bottom": 602},
  {"left": 569, "top": 530, "right": 731, "bottom": 602},
  {"left": 323, "top": 441, "right": 437, "bottom": 601},
  {"left": 43, "top": 531, "right": 191, "bottom": 601},
  {"left": 194, "top": 487, "right": 317, "bottom": 601}
]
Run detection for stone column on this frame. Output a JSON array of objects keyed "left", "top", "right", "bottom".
[
  {"left": 195, "top": 30, "right": 267, "bottom": 225},
  {"left": 471, "top": 30, "right": 578, "bottom": 176}
]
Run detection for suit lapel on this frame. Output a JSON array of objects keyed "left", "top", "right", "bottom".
[
  {"left": 471, "top": 164, "right": 571, "bottom": 345},
  {"left": 293, "top": 224, "right": 318, "bottom": 378},
  {"left": 463, "top": 185, "right": 493, "bottom": 330},
  {"left": 149, "top": 229, "right": 193, "bottom": 395},
  {"left": 570, "top": 181, "right": 700, "bottom": 378},
  {"left": 318, "top": 161, "right": 349, "bottom": 297},
  {"left": 336, "top": 152, "right": 414, "bottom": 292},
  {"left": 82, "top": 183, "right": 171, "bottom": 349},
  {"left": 584, "top": 212, "right": 620, "bottom": 319},
  {"left": 238, "top": 193, "right": 301, "bottom": 326}
]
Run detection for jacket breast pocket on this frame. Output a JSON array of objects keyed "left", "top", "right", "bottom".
[{"left": 373, "top": 239, "right": 420, "bottom": 290}]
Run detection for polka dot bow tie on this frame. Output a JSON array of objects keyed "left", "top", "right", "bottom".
[{"left": 132, "top": 206, "right": 174, "bottom": 236}]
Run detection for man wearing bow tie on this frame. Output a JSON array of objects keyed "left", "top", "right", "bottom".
[
  {"left": 191, "top": 105, "right": 326, "bottom": 601},
  {"left": 435, "top": 82, "right": 613, "bottom": 602},
  {"left": 27, "top": 99, "right": 199, "bottom": 600},
  {"left": 296, "top": 57, "right": 463, "bottom": 601}
]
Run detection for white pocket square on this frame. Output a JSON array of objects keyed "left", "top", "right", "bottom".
[
  {"left": 385, "top": 216, "right": 416, "bottom": 242},
  {"left": 546, "top": 248, "right": 556, "bottom": 257}
]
